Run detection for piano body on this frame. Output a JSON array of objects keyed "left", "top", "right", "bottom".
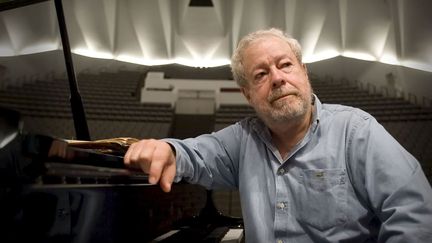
[
  {"left": 0, "top": 0, "right": 244, "bottom": 242},
  {"left": 0, "top": 129, "right": 243, "bottom": 242}
]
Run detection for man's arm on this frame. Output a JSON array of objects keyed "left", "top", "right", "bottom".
[
  {"left": 347, "top": 118, "right": 432, "bottom": 242},
  {"left": 124, "top": 122, "right": 244, "bottom": 192}
]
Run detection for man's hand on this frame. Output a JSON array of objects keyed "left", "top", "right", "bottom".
[{"left": 124, "top": 139, "right": 176, "bottom": 192}]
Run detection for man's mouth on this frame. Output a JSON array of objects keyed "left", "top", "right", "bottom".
[{"left": 269, "top": 93, "right": 296, "bottom": 104}]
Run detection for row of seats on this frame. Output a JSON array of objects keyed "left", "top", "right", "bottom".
[
  {"left": 28, "top": 78, "right": 137, "bottom": 90},
  {"left": 0, "top": 96, "right": 170, "bottom": 111},
  {"left": 0, "top": 70, "right": 175, "bottom": 140},
  {"left": 21, "top": 117, "right": 173, "bottom": 140},
  {"left": 4, "top": 85, "right": 138, "bottom": 100},
  {"left": 0, "top": 102, "right": 173, "bottom": 122}
]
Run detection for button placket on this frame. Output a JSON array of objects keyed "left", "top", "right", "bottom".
[{"left": 274, "top": 162, "right": 292, "bottom": 241}]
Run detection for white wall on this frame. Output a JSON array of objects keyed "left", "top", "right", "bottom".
[{"left": 141, "top": 72, "right": 248, "bottom": 113}]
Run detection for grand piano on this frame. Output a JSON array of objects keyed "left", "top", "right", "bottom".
[{"left": 0, "top": 0, "right": 244, "bottom": 242}]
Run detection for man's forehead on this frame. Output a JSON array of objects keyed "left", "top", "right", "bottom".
[
  {"left": 243, "top": 39, "right": 296, "bottom": 67},
  {"left": 245, "top": 37, "right": 294, "bottom": 56}
]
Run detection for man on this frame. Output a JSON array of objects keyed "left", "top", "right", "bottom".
[{"left": 124, "top": 28, "right": 432, "bottom": 242}]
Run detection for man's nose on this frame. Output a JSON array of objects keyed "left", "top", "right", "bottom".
[{"left": 270, "top": 68, "right": 286, "bottom": 88}]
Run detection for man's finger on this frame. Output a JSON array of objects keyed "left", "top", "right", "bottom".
[
  {"left": 147, "top": 142, "right": 175, "bottom": 186},
  {"left": 148, "top": 152, "right": 165, "bottom": 185},
  {"left": 123, "top": 142, "right": 136, "bottom": 165},
  {"left": 135, "top": 142, "right": 155, "bottom": 173},
  {"left": 160, "top": 160, "right": 176, "bottom": 192},
  {"left": 124, "top": 140, "right": 154, "bottom": 173}
]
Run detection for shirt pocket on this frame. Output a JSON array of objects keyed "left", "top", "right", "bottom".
[{"left": 294, "top": 168, "right": 348, "bottom": 231}]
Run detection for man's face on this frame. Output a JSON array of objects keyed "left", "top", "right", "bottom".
[{"left": 241, "top": 36, "right": 313, "bottom": 124}]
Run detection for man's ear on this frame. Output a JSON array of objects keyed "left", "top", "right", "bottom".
[
  {"left": 240, "top": 87, "right": 251, "bottom": 102},
  {"left": 302, "top": 63, "right": 308, "bottom": 74}
]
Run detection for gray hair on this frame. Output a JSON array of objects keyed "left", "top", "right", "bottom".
[{"left": 231, "top": 28, "right": 303, "bottom": 87}]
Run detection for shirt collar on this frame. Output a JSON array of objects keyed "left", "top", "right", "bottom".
[{"left": 311, "top": 93, "right": 321, "bottom": 132}]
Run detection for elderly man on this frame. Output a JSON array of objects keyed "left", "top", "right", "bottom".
[{"left": 125, "top": 28, "right": 432, "bottom": 242}]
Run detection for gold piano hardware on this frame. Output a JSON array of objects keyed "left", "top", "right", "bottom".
[{"left": 66, "top": 137, "right": 139, "bottom": 156}]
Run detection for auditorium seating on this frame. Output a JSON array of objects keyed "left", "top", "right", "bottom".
[{"left": 0, "top": 70, "right": 174, "bottom": 140}]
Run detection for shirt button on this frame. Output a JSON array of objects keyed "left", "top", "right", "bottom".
[
  {"left": 278, "top": 168, "right": 285, "bottom": 175},
  {"left": 276, "top": 202, "right": 286, "bottom": 209}
]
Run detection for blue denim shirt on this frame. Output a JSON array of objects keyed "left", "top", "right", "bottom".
[{"left": 165, "top": 96, "right": 432, "bottom": 243}]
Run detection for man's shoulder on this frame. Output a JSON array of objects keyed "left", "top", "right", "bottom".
[
  {"left": 321, "top": 103, "right": 373, "bottom": 122},
  {"left": 214, "top": 116, "right": 259, "bottom": 135},
  {"left": 236, "top": 115, "right": 260, "bottom": 126},
  {"left": 319, "top": 103, "right": 378, "bottom": 132}
]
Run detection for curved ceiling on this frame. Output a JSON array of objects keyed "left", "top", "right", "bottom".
[{"left": 0, "top": 0, "right": 431, "bottom": 72}]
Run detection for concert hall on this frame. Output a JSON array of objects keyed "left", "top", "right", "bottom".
[{"left": 1, "top": 0, "right": 431, "bottom": 242}]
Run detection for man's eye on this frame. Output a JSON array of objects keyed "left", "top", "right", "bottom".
[
  {"left": 281, "top": 62, "right": 292, "bottom": 68},
  {"left": 254, "top": 72, "right": 266, "bottom": 81}
]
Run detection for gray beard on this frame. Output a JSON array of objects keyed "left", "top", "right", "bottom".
[{"left": 253, "top": 93, "right": 311, "bottom": 124}]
